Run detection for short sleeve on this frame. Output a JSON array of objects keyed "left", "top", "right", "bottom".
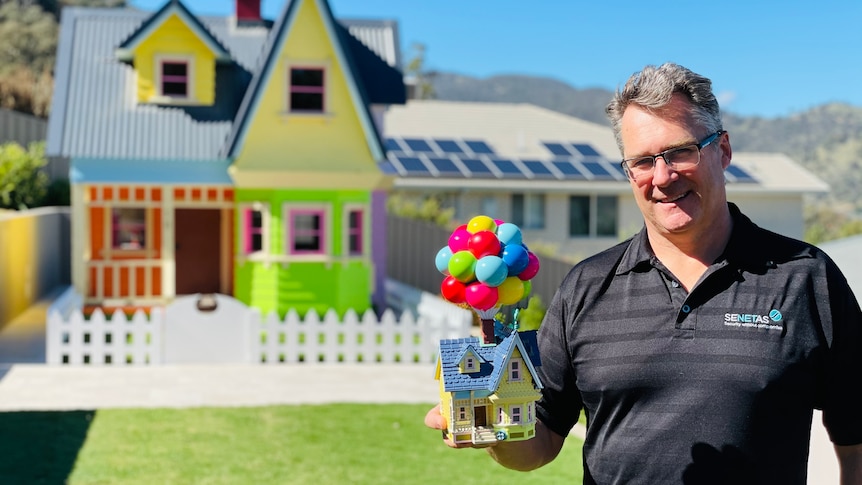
[{"left": 535, "top": 277, "right": 583, "bottom": 439}]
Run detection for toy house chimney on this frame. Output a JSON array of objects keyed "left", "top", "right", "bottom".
[
  {"left": 480, "top": 318, "right": 495, "bottom": 345},
  {"left": 236, "top": 0, "right": 262, "bottom": 25}
]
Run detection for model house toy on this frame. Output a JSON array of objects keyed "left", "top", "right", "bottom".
[{"left": 433, "top": 216, "right": 543, "bottom": 444}]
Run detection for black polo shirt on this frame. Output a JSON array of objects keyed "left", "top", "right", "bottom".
[{"left": 536, "top": 203, "right": 862, "bottom": 484}]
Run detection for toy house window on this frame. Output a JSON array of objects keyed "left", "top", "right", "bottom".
[
  {"left": 243, "top": 207, "right": 266, "bottom": 255},
  {"left": 512, "top": 406, "right": 522, "bottom": 424},
  {"left": 509, "top": 359, "right": 522, "bottom": 381},
  {"left": 289, "top": 67, "right": 324, "bottom": 112},
  {"left": 161, "top": 61, "right": 188, "bottom": 97},
  {"left": 346, "top": 208, "right": 364, "bottom": 256},
  {"left": 112, "top": 208, "right": 146, "bottom": 250},
  {"left": 458, "top": 407, "right": 467, "bottom": 420},
  {"left": 289, "top": 209, "right": 325, "bottom": 255},
  {"left": 511, "top": 193, "right": 545, "bottom": 229},
  {"left": 465, "top": 357, "right": 475, "bottom": 371}
]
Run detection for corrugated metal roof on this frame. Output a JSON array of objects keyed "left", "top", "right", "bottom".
[{"left": 340, "top": 19, "right": 401, "bottom": 69}]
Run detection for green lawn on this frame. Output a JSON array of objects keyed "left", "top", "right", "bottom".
[{"left": 1, "top": 404, "right": 583, "bottom": 484}]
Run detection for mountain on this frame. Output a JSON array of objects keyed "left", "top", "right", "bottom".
[{"left": 427, "top": 72, "right": 862, "bottom": 215}]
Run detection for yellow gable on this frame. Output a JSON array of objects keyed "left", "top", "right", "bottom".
[
  {"left": 230, "top": 0, "right": 386, "bottom": 189},
  {"left": 132, "top": 14, "right": 218, "bottom": 105}
]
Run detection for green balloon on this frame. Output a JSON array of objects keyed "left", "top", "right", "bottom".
[{"left": 448, "top": 250, "right": 477, "bottom": 283}]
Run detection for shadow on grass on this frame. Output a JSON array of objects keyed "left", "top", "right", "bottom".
[{"left": 0, "top": 410, "right": 94, "bottom": 484}]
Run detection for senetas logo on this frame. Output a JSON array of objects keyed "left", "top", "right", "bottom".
[{"left": 724, "top": 309, "right": 783, "bottom": 330}]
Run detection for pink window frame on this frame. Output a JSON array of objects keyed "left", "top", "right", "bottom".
[
  {"left": 160, "top": 60, "right": 189, "bottom": 98},
  {"left": 289, "top": 208, "right": 326, "bottom": 255},
  {"left": 243, "top": 207, "right": 264, "bottom": 255},
  {"left": 510, "top": 360, "right": 521, "bottom": 381},
  {"left": 347, "top": 208, "right": 364, "bottom": 256},
  {"left": 512, "top": 406, "right": 522, "bottom": 424},
  {"left": 289, "top": 67, "right": 325, "bottom": 112}
]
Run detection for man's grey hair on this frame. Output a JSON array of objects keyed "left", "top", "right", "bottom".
[{"left": 606, "top": 63, "right": 723, "bottom": 155}]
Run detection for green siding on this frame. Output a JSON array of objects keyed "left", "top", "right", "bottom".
[{"left": 233, "top": 189, "right": 373, "bottom": 316}]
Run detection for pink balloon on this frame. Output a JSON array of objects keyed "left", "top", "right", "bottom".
[
  {"left": 465, "top": 282, "right": 499, "bottom": 311},
  {"left": 448, "top": 225, "right": 470, "bottom": 252},
  {"left": 518, "top": 252, "right": 541, "bottom": 280},
  {"left": 468, "top": 230, "right": 501, "bottom": 259}
]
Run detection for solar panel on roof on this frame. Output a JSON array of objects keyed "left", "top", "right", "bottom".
[
  {"left": 570, "top": 143, "right": 601, "bottom": 157},
  {"left": 522, "top": 160, "right": 554, "bottom": 177},
  {"left": 394, "top": 155, "right": 431, "bottom": 175},
  {"left": 726, "top": 165, "right": 757, "bottom": 183},
  {"left": 428, "top": 157, "right": 461, "bottom": 175},
  {"left": 464, "top": 140, "right": 495, "bottom": 154},
  {"left": 552, "top": 160, "right": 587, "bottom": 179},
  {"left": 490, "top": 159, "right": 525, "bottom": 177},
  {"left": 542, "top": 142, "right": 573, "bottom": 156},
  {"left": 581, "top": 160, "right": 614, "bottom": 179},
  {"left": 378, "top": 160, "right": 398, "bottom": 174},
  {"left": 461, "top": 158, "right": 494, "bottom": 176},
  {"left": 385, "top": 138, "right": 403, "bottom": 152},
  {"left": 403, "top": 138, "right": 433, "bottom": 153},
  {"left": 433, "top": 139, "right": 465, "bottom": 154}
]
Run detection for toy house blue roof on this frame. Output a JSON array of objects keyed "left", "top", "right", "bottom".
[
  {"left": 438, "top": 328, "right": 543, "bottom": 393},
  {"left": 46, "top": 3, "right": 405, "bottom": 164}
]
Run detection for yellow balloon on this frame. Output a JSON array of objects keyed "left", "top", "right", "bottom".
[
  {"left": 467, "top": 215, "right": 497, "bottom": 234},
  {"left": 497, "top": 277, "right": 525, "bottom": 305}
]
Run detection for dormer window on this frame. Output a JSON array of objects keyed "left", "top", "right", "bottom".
[
  {"left": 289, "top": 67, "right": 325, "bottom": 112},
  {"left": 465, "top": 357, "right": 475, "bottom": 371},
  {"left": 161, "top": 61, "right": 188, "bottom": 97},
  {"left": 153, "top": 55, "right": 195, "bottom": 102}
]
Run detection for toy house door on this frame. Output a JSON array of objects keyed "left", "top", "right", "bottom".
[
  {"left": 474, "top": 406, "right": 488, "bottom": 427},
  {"left": 175, "top": 209, "right": 228, "bottom": 295}
]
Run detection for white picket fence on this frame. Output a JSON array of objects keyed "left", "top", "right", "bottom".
[{"left": 45, "top": 288, "right": 473, "bottom": 366}]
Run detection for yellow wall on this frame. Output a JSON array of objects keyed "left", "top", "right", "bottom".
[
  {"left": 0, "top": 208, "right": 70, "bottom": 328},
  {"left": 133, "top": 14, "right": 217, "bottom": 105},
  {"left": 233, "top": 0, "right": 378, "bottom": 177}
]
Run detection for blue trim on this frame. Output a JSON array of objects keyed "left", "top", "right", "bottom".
[{"left": 71, "top": 158, "right": 232, "bottom": 184}]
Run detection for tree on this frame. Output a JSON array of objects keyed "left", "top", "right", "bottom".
[
  {"left": 0, "top": 141, "right": 48, "bottom": 209},
  {"left": 404, "top": 42, "right": 435, "bottom": 100}
]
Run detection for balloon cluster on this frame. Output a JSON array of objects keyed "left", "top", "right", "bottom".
[{"left": 435, "top": 215, "right": 540, "bottom": 316}]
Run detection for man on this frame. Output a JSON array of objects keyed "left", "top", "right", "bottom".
[{"left": 425, "top": 63, "right": 862, "bottom": 484}]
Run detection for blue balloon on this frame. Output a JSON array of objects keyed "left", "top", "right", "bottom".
[
  {"left": 501, "top": 244, "right": 530, "bottom": 276},
  {"left": 496, "top": 223, "right": 523, "bottom": 246},
  {"left": 435, "top": 246, "right": 453, "bottom": 274},
  {"left": 475, "top": 255, "right": 508, "bottom": 287}
]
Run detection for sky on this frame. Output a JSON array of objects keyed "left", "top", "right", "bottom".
[{"left": 129, "top": 0, "right": 862, "bottom": 119}]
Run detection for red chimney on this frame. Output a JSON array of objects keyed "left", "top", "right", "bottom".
[{"left": 236, "top": 0, "right": 261, "bottom": 23}]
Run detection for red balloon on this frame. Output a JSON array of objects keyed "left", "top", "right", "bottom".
[
  {"left": 465, "top": 282, "right": 499, "bottom": 311},
  {"left": 441, "top": 275, "right": 466, "bottom": 304},
  {"left": 518, "top": 252, "right": 541, "bottom": 280},
  {"left": 468, "top": 230, "right": 502, "bottom": 259}
]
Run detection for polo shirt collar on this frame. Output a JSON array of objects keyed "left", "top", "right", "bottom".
[{"left": 615, "top": 202, "right": 784, "bottom": 276}]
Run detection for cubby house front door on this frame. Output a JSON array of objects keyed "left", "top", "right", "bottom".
[
  {"left": 175, "top": 209, "right": 226, "bottom": 295},
  {"left": 474, "top": 406, "right": 488, "bottom": 427}
]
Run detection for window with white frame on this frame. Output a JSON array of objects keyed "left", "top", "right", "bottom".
[
  {"left": 568, "top": 195, "right": 618, "bottom": 237},
  {"left": 509, "top": 359, "right": 522, "bottom": 381},
  {"left": 511, "top": 193, "right": 545, "bottom": 229},
  {"left": 465, "top": 357, "right": 475, "bottom": 371},
  {"left": 112, "top": 208, "right": 146, "bottom": 250},
  {"left": 345, "top": 206, "right": 365, "bottom": 256},
  {"left": 511, "top": 406, "right": 522, "bottom": 424},
  {"left": 241, "top": 204, "right": 268, "bottom": 256},
  {"left": 155, "top": 55, "right": 194, "bottom": 100},
  {"left": 286, "top": 206, "right": 328, "bottom": 256},
  {"left": 458, "top": 407, "right": 467, "bottom": 420},
  {"left": 288, "top": 67, "right": 325, "bottom": 112}
]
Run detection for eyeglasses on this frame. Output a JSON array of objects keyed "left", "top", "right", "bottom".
[{"left": 621, "top": 130, "right": 726, "bottom": 180}]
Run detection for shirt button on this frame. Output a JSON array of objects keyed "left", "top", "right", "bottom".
[
  {"left": 671, "top": 280, "right": 680, "bottom": 288},
  {"left": 682, "top": 305, "right": 691, "bottom": 313}
]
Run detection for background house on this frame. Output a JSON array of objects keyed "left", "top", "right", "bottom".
[
  {"left": 45, "top": 0, "right": 405, "bottom": 316},
  {"left": 384, "top": 100, "right": 829, "bottom": 260}
]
